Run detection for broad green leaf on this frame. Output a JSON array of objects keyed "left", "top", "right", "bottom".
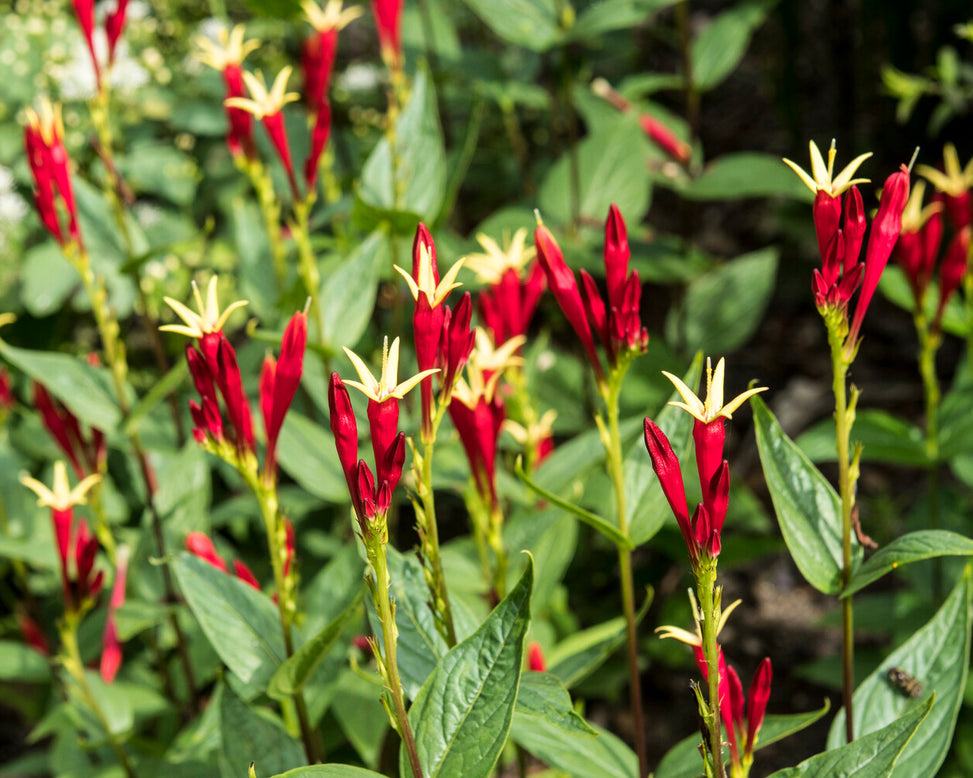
[
  {"left": 275, "top": 410, "right": 348, "bottom": 502},
  {"left": 843, "top": 531, "right": 973, "bottom": 597},
  {"left": 796, "top": 410, "right": 930, "bottom": 467},
  {"left": 539, "top": 117, "right": 651, "bottom": 228},
  {"left": 938, "top": 386, "right": 973, "bottom": 459},
  {"left": 567, "top": 0, "right": 682, "bottom": 40},
  {"left": 668, "top": 249, "right": 778, "bottom": 355},
  {"left": 655, "top": 702, "right": 831, "bottom": 778},
  {"left": 359, "top": 70, "right": 446, "bottom": 222},
  {"left": 219, "top": 686, "right": 303, "bottom": 778},
  {"left": 879, "top": 267, "right": 968, "bottom": 337},
  {"left": 368, "top": 546, "right": 449, "bottom": 698},
  {"left": 320, "top": 231, "right": 389, "bottom": 352},
  {"left": 270, "top": 768, "right": 386, "bottom": 778},
  {"left": 546, "top": 591, "right": 652, "bottom": 688},
  {"left": 0, "top": 640, "right": 50, "bottom": 682},
  {"left": 232, "top": 197, "right": 276, "bottom": 321},
  {"left": 19, "top": 243, "right": 75, "bottom": 317},
  {"left": 461, "top": 0, "right": 559, "bottom": 51},
  {"left": 115, "top": 142, "right": 198, "bottom": 206},
  {"left": 0, "top": 341, "right": 121, "bottom": 432},
  {"left": 683, "top": 152, "right": 813, "bottom": 201},
  {"left": 752, "top": 396, "right": 856, "bottom": 594},
  {"left": 172, "top": 552, "right": 285, "bottom": 698},
  {"left": 627, "top": 354, "right": 703, "bottom": 546},
  {"left": 770, "top": 697, "right": 932, "bottom": 777},
  {"left": 331, "top": 670, "right": 388, "bottom": 768},
  {"left": 514, "top": 672, "right": 594, "bottom": 735},
  {"left": 503, "top": 507, "right": 580, "bottom": 614},
  {"left": 829, "top": 567, "right": 972, "bottom": 777},
  {"left": 691, "top": 0, "right": 776, "bottom": 91},
  {"left": 511, "top": 717, "right": 637, "bottom": 778},
  {"left": 123, "top": 359, "right": 189, "bottom": 437},
  {"left": 402, "top": 559, "right": 533, "bottom": 778},
  {"left": 267, "top": 590, "right": 364, "bottom": 700}
]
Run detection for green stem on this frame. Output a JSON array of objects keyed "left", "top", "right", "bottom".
[
  {"left": 602, "top": 371, "right": 648, "bottom": 778},
  {"left": 293, "top": 199, "right": 326, "bottom": 345},
  {"left": 60, "top": 615, "right": 136, "bottom": 778},
  {"left": 369, "top": 539, "right": 424, "bottom": 778},
  {"left": 697, "top": 562, "right": 723, "bottom": 777},
  {"left": 828, "top": 324, "right": 855, "bottom": 743}
]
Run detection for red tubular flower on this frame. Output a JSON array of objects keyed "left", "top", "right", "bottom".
[
  {"left": 328, "top": 373, "right": 362, "bottom": 517},
  {"left": 371, "top": 0, "right": 403, "bottom": 69},
  {"left": 233, "top": 559, "right": 261, "bottom": 590},
  {"left": 936, "top": 226, "right": 971, "bottom": 329},
  {"left": 33, "top": 382, "right": 105, "bottom": 480},
  {"left": 528, "top": 641, "right": 546, "bottom": 673},
  {"left": 186, "top": 531, "right": 228, "bottom": 571},
  {"left": 534, "top": 220, "right": 604, "bottom": 382},
  {"left": 604, "top": 205, "right": 629, "bottom": 311},
  {"left": 643, "top": 418, "right": 694, "bottom": 562},
  {"left": 215, "top": 337, "right": 255, "bottom": 455},
  {"left": 71, "top": 0, "right": 101, "bottom": 87},
  {"left": 302, "top": 0, "right": 362, "bottom": 113},
  {"left": 304, "top": 101, "right": 331, "bottom": 190},
  {"left": 638, "top": 113, "right": 691, "bottom": 164},
  {"left": 367, "top": 398, "right": 399, "bottom": 487},
  {"left": 848, "top": 165, "right": 911, "bottom": 347},
  {"left": 224, "top": 65, "right": 257, "bottom": 160},
  {"left": 24, "top": 101, "right": 82, "bottom": 247},
  {"left": 449, "top": 392, "right": 505, "bottom": 504},
  {"left": 105, "top": 0, "right": 130, "bottom": 67},
  {"left": 440, "top": 293, "right": 476, "bottom": 394},
  {"left": 260, "top": 311, "right": 307, "bottom": 477},
  {"left": 0, "top": 369, "right": 12, "bottom": 412},
  {"left": 745, "top": 658, "right": 773, "bottom": 756},
  {"left": 100, "top": 546, "right": 129, "bottom": 683},
  {"left": 17, "top": 612, "right": 49, "bottom": 656}
]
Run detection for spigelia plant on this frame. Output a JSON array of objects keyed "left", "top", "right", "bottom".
[{"left": 4, "top": 2, "right": 973, "bottom": 778}]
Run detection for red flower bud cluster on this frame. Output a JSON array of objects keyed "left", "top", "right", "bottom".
[
  {"left": 694, "top": 648, "right": 772, "bottom": 771},
  {"left": 478, "top": 263, "right": 545, "bottom": 348},
  {"left": 33, "top": 381, "right": 106, "bottom": 482},
  {"left": 449, "top": 379, "right": 505, "bottom": 506},
  {"left": 534, "top": 205, "right": 648, "bottom": 385},
  {"left": 186, "top": 531, "right": 262, "bottom": 591},
  {"left": 100, "top": 546, "right": 129, "bottom": 683},
  {"left": 329, "top": 373, "right": 406, "bottom": 536},
  {"left": 23, "top": 102, "right": 82, "bottom": 248},
  {"left": 71, "top": 0, "right": 131, "bottom": 89},
  {"left": 371, "top": 0, "right": 403, "bottom": 70},
  {"left": 54, "top": 503, "right": 103, "bottom": 613}
]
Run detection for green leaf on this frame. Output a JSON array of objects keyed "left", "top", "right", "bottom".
[
  {"left": 402, "top": 558, "right": 533, "bottom": 778},
  {"left": 668, "top": 249, "right": 778, "bottom": 355},
  {"left": 843, "top": 531, "right": 973, "bottom": 598},
  {"left": 539, "top": 117, "right": 651, "bottom": 227},
  {"left": 0, "top": 340, "right": 121, "bottom": 432},
  {"left": 319, "top": 231, "right": 388, "bottom": 352},
  {"left": 568, "top": 0, "right": 682, "bottom": 40},
  {"left": 115, "top": 142, "right": 198, "bottom": 206},
  {"left": 770, "top": 697, "right": 932, "bottom": 777},
  {"left": 19, "top": 243, "right": 76, "bottom": 317},
  {"left": 546, "top": 592, "right": 652, "bottom": 688},
  {"left": 683, "top": 152, "right": 814, "bottom": 201},
  {"left": 796, "top": 410, "right": 930, "bottom": 467},
  {"left": 275, "top": 411, "right": 348, "bottom": 502},
  {"left": 829, "top": 566, "right": 972, "bottom": 777},
  {"left": 0, "top": 640, "right": 50, "bottom": 683},
  {"left": 514, "top": 458, "right": 632, "bottom": 549},
  {"left": 460, "top": 0, "right": 560, "bottom": 51},
  {"left": 267, "top": 590, "right": 364, "bottom": 700},
  {"left": 691, "top": 0, "right": 776, "bottom": 91},
  {"left": 514, "top": 672, "right": 595, "bottom": 735},
  {"left": 331, "top": 670, "right": 389, "bottom": 768},
  {"left": 752, "top": 396, "right": 857, "bottom": 594},
  {"left": 172, "top": 553, "right": 285, "bottom": 698},
  {"left": 511, "top": 718, "right": 637, "bottom": 778},
  {"left": 627, "top": 354, "right": 703, "bottom": 546},
  {"left": 269, "top": 768, "right": 387, "bottom": 778},
  {"left": 655, "top": 702, "right": 831, "bottom": 778},
  {"left": 123, "top": 359, "right": 189, "bottom": 437},
  {"left": 938, "top": 386, "right": 973, "bottom": 460},
  {"left": 219, "top": 686, "right": 303, "bottom": 778},
  {"left": 359, "top": 70, "right": 446, "bottom": 222}
]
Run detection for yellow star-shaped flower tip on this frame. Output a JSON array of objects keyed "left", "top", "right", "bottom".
[
  {"left": 655, "top": 589, "right": 741, "bottom": 646},
  {"left": 783, "top": 139, "right": 872, "bottom": 198},
  {"left": 393, "top": 242, "right": 465, "bottom": 308},
  {"left": 194, "top": 24, "right": 260, "bottom": 71},
  {"left": 224, "top": 68, "right": 300, "bottom": 119},
  {"left": 343, "top": 336, "right": 439, "bottom": 402},
  {"left": 20, "top": 461, "right": 100, "bottom": 511},
  {"left": 462, "top": 228, "right": 536, "bottom": 285},
  {"left": 916, "top": 143, "right": 973, "bottom": 197},
  {"left": 303, "top": 0, "right": 364, "bottom": 32},
  {"left": 900, "top": 181, "right": 942, "bottom": 233},
  {"left": 662, "top": 357, "right": 767, "bottom": 424},
  {"left": 160, "top": 276, "right": 249, "bottom": 339},
  {"left": 25, "top": 98, "right": 65, "bottom": 146}
]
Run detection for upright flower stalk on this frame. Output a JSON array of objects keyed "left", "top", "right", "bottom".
[
  {"left": 329, "top": 340, "right": 430, "bottom": 778},
  {"left": 20, "top": 463, "right": 135, "bottom": 778},
  {"left": 162, "top": 281, "right": 320, "bottom": 763},
  {"left": 534, "top": 205, "right": 650, "bottom": 776},
  {"left": 646, "top": 358, "right": 766, "bottom": 776},
  {"left": 784, "top": 140, "right": 910, "bottom": 742},
  {"left": 394, "top": 224, "right": 473, "bottom": 643}
]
